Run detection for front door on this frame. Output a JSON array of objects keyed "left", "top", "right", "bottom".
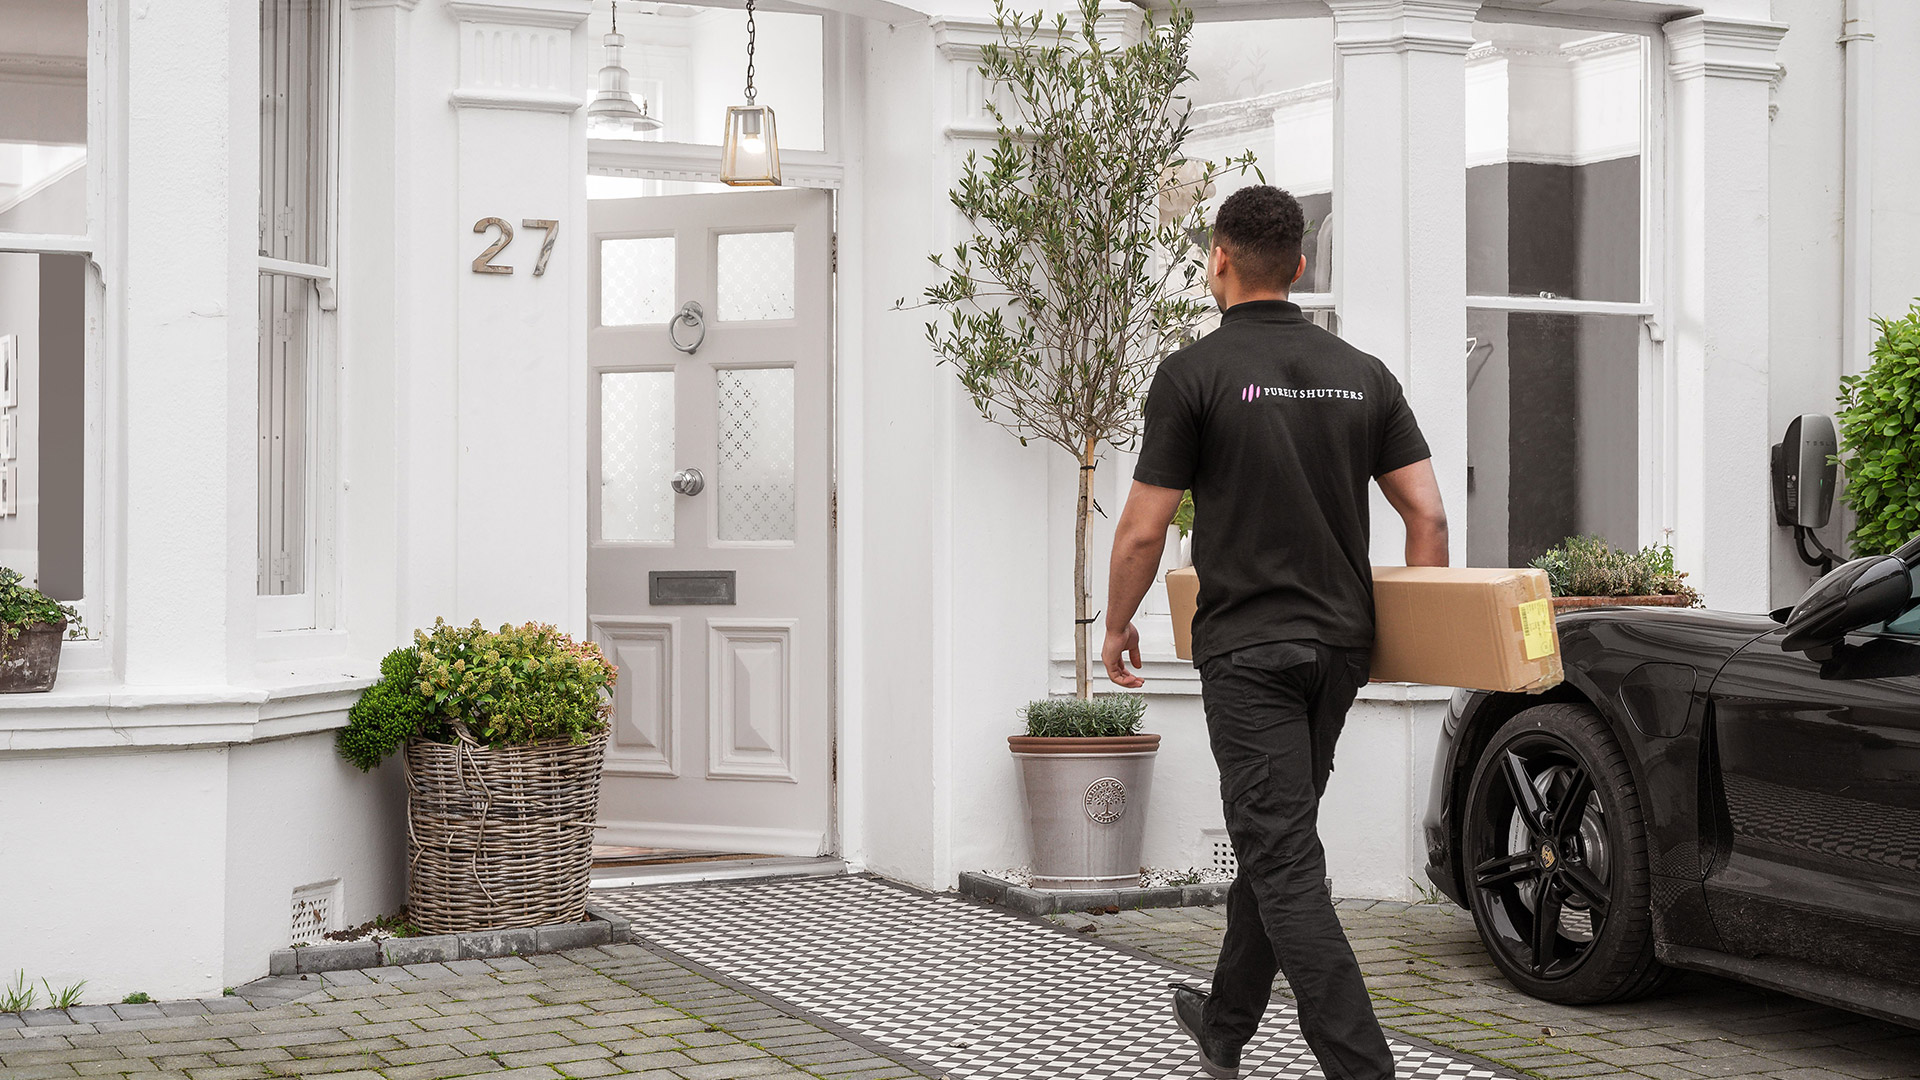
[{"left": 587, "top": 188, "right": 833, "bottom": 857}]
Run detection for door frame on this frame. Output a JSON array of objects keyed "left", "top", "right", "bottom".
[{"left": 586, "top": 162, "right": 844, "bottom": 861}]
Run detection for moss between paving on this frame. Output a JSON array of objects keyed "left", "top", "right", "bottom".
[
  {"left": 0, "top": 945, "right": 922, "bottom": 1080},
  {"left": 1048, "top": 898, "right": 1920, "bottom": 1080}
]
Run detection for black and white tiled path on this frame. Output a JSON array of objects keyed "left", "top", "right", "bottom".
[{"left": 594, "top": 874, "right": 1518, "bottom": 1080}]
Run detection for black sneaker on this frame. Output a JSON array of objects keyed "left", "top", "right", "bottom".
[{"left": 1170, "top": 984, "right": 1240, "bottom": 1079}]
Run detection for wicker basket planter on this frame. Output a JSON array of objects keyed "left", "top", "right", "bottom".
[{"left": 403, "top": 729, "right": 609, "bottom": 934}]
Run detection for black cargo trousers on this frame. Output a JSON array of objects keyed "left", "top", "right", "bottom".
[{"left": 1196, "top": 639, "right": 1394, "bottom": 1080}]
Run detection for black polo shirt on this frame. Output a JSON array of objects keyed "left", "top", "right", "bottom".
[{"left": 1134, "top": 299, "right": 1431, "bottom": 664}]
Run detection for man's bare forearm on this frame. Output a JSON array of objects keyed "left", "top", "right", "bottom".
[
  {"left": 1406, "top": 515, "right": 1449, "bottom": 567},
  {"left": 1107, "top": 529, "right": 1167, "bottom": 632}
]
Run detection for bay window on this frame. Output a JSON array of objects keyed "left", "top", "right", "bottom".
[{"left": 257, "top": 0, "right": 337, "bottom": 629}]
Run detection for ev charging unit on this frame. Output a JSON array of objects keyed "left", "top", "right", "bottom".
[{"left": 1772, "top": 413, "right": 1842, "bottom": 573}]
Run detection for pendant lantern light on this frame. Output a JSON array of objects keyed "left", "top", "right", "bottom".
[
  {"left": 587, "top": 1, "right": 663, "bottom": 137},
  {"left": 720, "top": 0, "right": 780, "bottom": 186}
]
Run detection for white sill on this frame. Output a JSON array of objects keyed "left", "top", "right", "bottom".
[{"left": 0, "top": 670, "right": 376, "bottom": 753}]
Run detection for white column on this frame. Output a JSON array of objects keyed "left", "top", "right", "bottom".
[
  {"left": 121, "top": 0, "right": 254, "bottom": 684},
  {"left": 446, "top": 0, "right": 591, "bottom": 630},
  {"left": 1666, "top": 16, "right": 1785, "bottom": 613},
  {"left": 1328, "top": 0, "right": 1479, "bottom": 569},
  {"left": 342, "top": 0, "right": 419, "bottom": 653}
]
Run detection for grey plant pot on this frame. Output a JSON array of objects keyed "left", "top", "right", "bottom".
[{"left": 1008, "top": 734, "right": 1159, "bottom": 890}]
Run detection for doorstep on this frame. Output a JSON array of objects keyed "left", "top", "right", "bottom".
[
  {"left": 589, "top": 853, "right": 846, "bottom": 888},
  {"left": 267, "top": 907, "right": 632, "bottom": 975},
  {"left": 957, "top": 870, "right": 1230, "bottom": 916}
]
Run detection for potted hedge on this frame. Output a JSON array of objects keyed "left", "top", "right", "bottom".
[
  {"left": 0, "top": 567, "right": 79, "bottom": 693},
  {"left": 1531, "top": 535, "right": 1701, "bottom": 612},
  {"left": 337, "top": 619, "right": 616, "bottom": 933},
  {"left": 1007, "top": 697, "right": 1156, "bottom": 889},
  {"left": 919, "top": 0, "right": 1249, "bottom": 889}
]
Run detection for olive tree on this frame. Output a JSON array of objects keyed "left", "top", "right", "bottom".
[{"left": 921, "top": 0, "right": 1251, "bottom": 700}]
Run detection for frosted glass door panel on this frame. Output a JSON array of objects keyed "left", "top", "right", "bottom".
[
  {"left": 716, "top": 231, "right": 795, "bottom": 321},
  {"left": 601, "top": 371, "right": 675, "bottom": 541},
  {"left": 601, "top": 237, "right": 675, "bottom": 326},
  {"left": 716, "top": 368, "right": 795, "bottom": 542}
]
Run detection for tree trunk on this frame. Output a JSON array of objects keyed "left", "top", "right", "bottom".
[{"left": 1074, "top": 438, "right": 1097, "bottom": 701}]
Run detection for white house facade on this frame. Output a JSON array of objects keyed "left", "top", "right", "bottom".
[{"left": 1, "top": 0, "right": 1916, "bottom": 1000}]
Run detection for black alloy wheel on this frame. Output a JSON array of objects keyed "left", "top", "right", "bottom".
[{"left": 1462, "top": 703, "right": 1668, "bottom": 1004}]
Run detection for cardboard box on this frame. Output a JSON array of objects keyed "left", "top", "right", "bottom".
[{"left": 1164, "top": 565, "right": 1563, "bottom": 693}]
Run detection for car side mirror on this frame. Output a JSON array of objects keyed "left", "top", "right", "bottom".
[{"left": 1780, "top": 555, "right": 1912, "bottom": 657}]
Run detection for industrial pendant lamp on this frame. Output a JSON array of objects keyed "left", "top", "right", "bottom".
[
  {"left": 587, "top": 1, "right": 662, "bottom": 137},
  {"left": 720, "top": 0, "right": 780, "bottom": 186}
]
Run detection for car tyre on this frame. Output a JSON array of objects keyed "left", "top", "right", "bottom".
[{"left": 1462, "top": 702, "right": 1669, "bottom": 1004}]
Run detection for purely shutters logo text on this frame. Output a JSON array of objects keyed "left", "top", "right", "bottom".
[{"left": 1242, "top": 383, "right": 1365, "bottom": 403}]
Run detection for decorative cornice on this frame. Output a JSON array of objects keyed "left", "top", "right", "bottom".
[
  {"left": 1327, "top": 0, "right": 1482, "bottom": 57},
  {"left": 1190, "top": 81, "right": 1332, "bottom": 140},
  {"left": 347, "top": 0, "right": 420, "bottom": 9},
  {"left": 446, "top": 0, "right": 589, "bottom": 29},
  {"left": 448, "top": 0, "right": 587, "bottom": 112},
  {"left": 1666, "top": 15, "right": 1788, "bottom": 84},
  {"left": 932, "top": 4, "right": 1144, "bottom": 63}
]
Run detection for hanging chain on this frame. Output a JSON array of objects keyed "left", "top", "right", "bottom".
[
  {"left": 743, "top": 0, "right": 757, "bottom": 104},
  {"left": 610, "top": 0, "right": 617, "bottom": 34}
]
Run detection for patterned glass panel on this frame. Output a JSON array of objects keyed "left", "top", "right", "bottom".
[
  {"left": 716, "top": 368, "right": 795, "bottom": 542},
  {"left": 601, "top": 237, "right": 675, "bottom": 326},
  {"left": 716, "top": 231, "right": 795, "bottom": 321},
  {"left": 601, "top": 371, "right": 675, "bottom": 541}
]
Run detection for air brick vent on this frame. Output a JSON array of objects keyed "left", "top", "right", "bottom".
[
  {"left": 1204, "top": 829, "right": 1238, "bottom": 878},
  {"left": 290, "top": 880, "right": 341, "bottom": 946}
]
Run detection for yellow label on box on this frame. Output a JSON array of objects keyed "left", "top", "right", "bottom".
[{"left": 1519, "top": 598, "right": 1556, "bottom": 660}]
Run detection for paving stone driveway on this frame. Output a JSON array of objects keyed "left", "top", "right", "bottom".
[
  {"left": 0, "top": 944, "right": 919, "bottom": 1080},
  {"left": 1053, "top": 898, "right": 1920, "bottom": 1080},
  {"left": 9, "top": 889, "right": 1920, "bottom": 1080}
]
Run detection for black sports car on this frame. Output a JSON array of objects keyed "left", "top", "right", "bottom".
[{"left": 1422, "top": 534, "right": 1920, "bottom": 1025}]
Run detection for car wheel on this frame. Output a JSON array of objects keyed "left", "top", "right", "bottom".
[{"left": 1462, "top": 702, "right": 1668, "bottom": 1004}]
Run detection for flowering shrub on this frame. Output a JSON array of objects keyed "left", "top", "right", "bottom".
[
  {"left": 1837, "top": 304, "right": 1920, "bottom": 556},
  {"left": 414, "top": 619, "right": 615, "bottom": 746},
  {"left": 336, "top": 619, "right": 616, "bottom": 771}
]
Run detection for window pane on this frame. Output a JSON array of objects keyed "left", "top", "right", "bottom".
[
  {"left": 601, "top": 371, "right": 675, "bottom": 542},
  {"left": 1184, "top": 17, "right": 1336, "bottom": 331},
  {"left": 1465, "top": 24, "right": 1645, "bottom": 303},
  {"left": 601, "top": 237, "right": 675, "bottom": 325},
  {"left": 716, "top": 231, "right": 794, "bottom": 321},
  {"left": 0, "top": 252, "right": 86, "bottom": 602},
  {"left": 258, "top": 273, "right": 308, "bottom": 595},
  {"left": 260, "top": 0, "right": 333, "bottom": 265},
  {"left": 715, "top": 368, "right": 794, "bottom": 542},
  {"left": 0, "top": 1, "right": 89, "bottom": 236},
  {"left": 1466, "top": 311, "right": 1639, "bottom": 567},
  {"left": 583, "top": 7, "right": 826, "bottom": 152}
]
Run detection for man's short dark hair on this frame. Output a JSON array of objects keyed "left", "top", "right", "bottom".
[{"left": 1212, "top": 185, "right": 1305, "bottom": 291}]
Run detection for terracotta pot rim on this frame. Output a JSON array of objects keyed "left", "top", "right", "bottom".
[
  {"left": 1007, "top": 734, "right": 1161, "bottom": 755},
  {"left": 1551, "top": 594, "right": 1695, "bottom": 608}
]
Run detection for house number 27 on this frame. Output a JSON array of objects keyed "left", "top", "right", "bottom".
[{"left": 472, "top": 217, "right": 559, "bottom": 276}]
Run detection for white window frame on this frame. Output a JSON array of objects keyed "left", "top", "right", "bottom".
[
  {"left": 1460, "top": 25, "right": 1671, "bottom": 553},
  {"left": 256, "top": 0, "right": 342, "bottom": 634},
  {"left": 0, "top": 0, "right": 112, "bottom": 673}
]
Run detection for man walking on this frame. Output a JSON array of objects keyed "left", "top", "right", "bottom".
[{"left": 1102, "top": 185, "right": 1449, "bottom": 1080}]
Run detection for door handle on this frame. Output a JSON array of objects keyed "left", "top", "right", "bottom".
[
  {"left": 669, "top": 301, "right": 706, "bottom": 354},
  {"left": 671, "top": 467, "right": 706, "bottom": 496}
]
